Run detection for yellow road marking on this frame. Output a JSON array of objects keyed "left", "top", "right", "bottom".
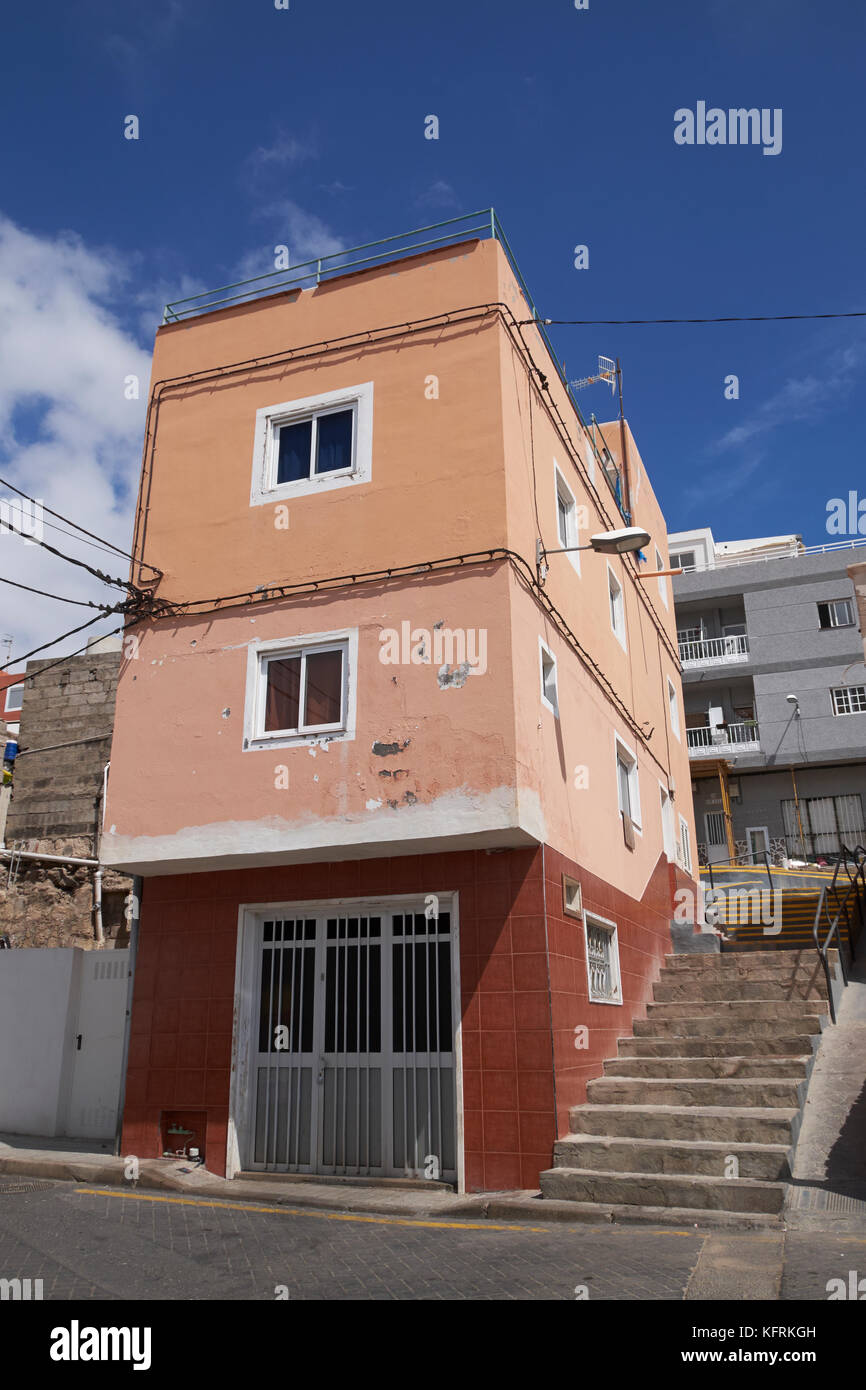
[{"left": 73, "top": 1186, "right": 696, "bottom": 1237}]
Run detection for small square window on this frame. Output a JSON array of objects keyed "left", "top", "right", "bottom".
[
  {"left": 562, "top": 876, "right": 582, "bottom": 918},
  {"left": 4, "top": 684, "right": 23, "bottom": 713},
  {"left": 670, "top": 550, "right": 696, "bottom": 571},
  {"left": 554, "top": 464, "right": 581, "bottom": 575},
  {"left": 583, "top": 912, "right": 622, "bottom": 1004},
  {"left": 251, "top": 382, "right": 373, "bottom": 505},
  {"left": 245, "top": 632, "right": 356, "bottom": 750},
  {"left": 539, "top": 639, "right": 559, "bottom": 716}
]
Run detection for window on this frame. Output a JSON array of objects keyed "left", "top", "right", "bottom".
[
  {"left": 251, "top": 382, "right": 374, "bottom": 504},
  {"left": 670, "top": 550, "right": 696, "bottom": 572},
  {"left": 679, "top": 816, "right": 693, "bottom": 872},
  {"left": 562, "top": 876, "right": 583, "bottom": 918},
  {"left": 583, "top": 912, "right": 622, "bottom": 1004},
  {"left": 539, "top": 639, "right": 559, "bottom": 716},
  {"left": 660, "top": 785, "right": 676, "bottom": 860},
  {"left": 4, "top": 684, "right": 23, "bottom": 713},
  {"left": 832, "top": 685, "right": 866, "bottom": 716},
  {"left": 667, "top": 677, "right": 681, "bottom": 739},
  {"left": 608, "top": 565, "right": 626, "bottom": 649},
  {"left": 655, "top": 547, "right": 668, "bottom": 607},
  {"left": 582, "top": 434, "right": 596, "bottom": 486},
  {"left": 781, "top": 793, "right": 865, "bottom": 859},
  {"left": 554, "top": 465, "right": 580, "bottom": 574},
  {"left": 705, "top": 811, "right": 726, "bottom": 847},
  {"left": 818, "top": 599, "right": 855, "bottom": 630},
  {"left": 678, "top": 624, "right": 702, "bottom": 645},
  {"left": 244, "top": 631, "right": 357, "bottom": 749},
  {"left": 615, "top": 736, "right": 641, "bottom": 832}
]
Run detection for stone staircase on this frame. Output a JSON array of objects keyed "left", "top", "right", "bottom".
[{"left": 540, "top": 948, "right": 836, "bottom": 1223}]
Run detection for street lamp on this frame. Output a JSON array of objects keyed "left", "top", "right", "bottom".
[{"left": 536, "top": 527, "right": 651, "bottom": 584}]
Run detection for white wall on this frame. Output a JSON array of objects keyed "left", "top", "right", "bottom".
[{"left": 0, "top": 947, "right": 129, "bottom": 1139}]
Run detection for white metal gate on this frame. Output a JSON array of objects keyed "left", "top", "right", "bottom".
[{"left": 249, "top": 904, "right": 457, "bottom": 1180}]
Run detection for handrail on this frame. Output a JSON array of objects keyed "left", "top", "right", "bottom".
[
  {"left": 813, "top": 844, "right": 865, "bottom": 1023},
  {"left": 705, "top": 850, "right": 774, "bottom": 894}
]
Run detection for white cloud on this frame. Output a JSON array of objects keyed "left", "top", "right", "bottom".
[
  {"left": 414, "top": 180, "right": 460, "bottom": 211},
  {"left": 0, "top": 215, "right": 151, "bottom": 668}
]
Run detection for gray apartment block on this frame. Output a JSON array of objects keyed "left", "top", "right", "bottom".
[{"left": 668, "top": 532, "right": 866, "bottom": 864}]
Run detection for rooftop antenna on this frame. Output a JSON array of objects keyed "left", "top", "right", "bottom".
[
  {"left": 0, "top": 635, "right": 12, "bottom": 666},
  {"left": 570, "top": 355, "right": 617, "bottom": 395}
]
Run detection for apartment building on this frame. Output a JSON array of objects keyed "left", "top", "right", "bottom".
[
  {"left": 102, "top": 213, "right": 696, "bottom": 1189},
  {"left": 668, "top": 526, "right": 866, "bottom": 866}
]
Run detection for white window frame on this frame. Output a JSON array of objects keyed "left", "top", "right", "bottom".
[
  {"left": 670, "top": 549, "right": 696, "bottom": 572},
  {"left": 553, "top": 462, "right": 581, "bottom": 575},
  {"left": 818, "top": 599, "right": 855, "bottom": 630},
  {"left": 582, "top": 910, "right": 623, "bottom": 1006},
  {"left": 4, "top": 684, "right": 23, "bottom": 714},
  {"left": 831, "top": 685, "right": 866, "bottom": 716},
  {"left": 243, "top": 628, "right": 358, "bottom": 751},
  {"left": 614, "top": 733, "right": 641, "bottom": 832},
  {"left": 679, "top": 814, "right": 693, "bottom": 872},
  {"left": 582, "top": 432, "right": 596, "bottom": 487},
  {"left": 539, "top": 637, "right": 559, "bottom": 717},
  {"left": 250, "top": 381, "right": 374, "bottom": 506},
  {"left": 607, "top": 563, "right": 627, "bottom": 651},
  {"left": 655, "top": 546, "right": 668, "bottom": 607},
  {"left": 659, "top": 783, "right": 677, "bottom": 861},
  {"left": 667, "top": 676, "right": 681, "bottom": 740}
]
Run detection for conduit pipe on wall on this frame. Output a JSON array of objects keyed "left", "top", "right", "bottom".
[{"left": 0, "top": 849, "right": 98, "bottom": 866}]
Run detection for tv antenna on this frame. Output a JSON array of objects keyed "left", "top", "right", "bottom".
[{"left": 570, "top": 355, "right": 617, "bottom": 395}]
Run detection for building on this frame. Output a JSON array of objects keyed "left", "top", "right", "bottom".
[
  {"left": 668, "top": 526, "right": 866, "bottom": 865},
  {"left": 103, "top": 214, "right": 697, "bottom": 1188},
  {"left": 0, "top": 670, "right": 25, "bottom": 739},
  {"left": 0, "top": 636, "right": 132, "bottom": 948}
]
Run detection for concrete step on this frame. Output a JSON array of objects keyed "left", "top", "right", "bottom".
[
  {"left": 618, "top": 1034, "right": 818, "bottom": 1059},
  {"left": 538, "top": 1167, "right": 785, "bottom": 1214},
  {"left": 551, "top": 1134, "right": 791, "bottom": 1181},
  {"left": 633, "top": 1012, "right": 823, "bottom": 1039},
  {"left": 653, "top": 977, "right": 828, "bottom": 1003},
  {"left": 568, "top": 1103, "right": 798, "bottom": 1145},
  {"left": 603, "top": 1055, "right": 810, "bottom": 1080},
  {"left": 663, "top": 948, "right": 838, "bottom": 971},
  {"left": 587, "top": 1076, "right": 804, "bottom": 1108},
  {"left": 645, "top": 998, "right": 824, "bottom": 1021}
]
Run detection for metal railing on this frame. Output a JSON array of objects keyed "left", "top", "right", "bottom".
[
  {"left": 161, "top": 207, "right": 631, "bottom": 523},
  {"left": 813, "top": 844, "right": 865, "bottom": 1023},
  {"left": 679, "top": 634, "right": 749, "bottom": 665},
  {"left": 705, "top": 850, "right": 775, "bottom": 894},
  {"left": 674, "top": 537, "right": 866, "bottom": 575},
  {"left": 686, "top": 721, "right": 760, "bottom": 752}
]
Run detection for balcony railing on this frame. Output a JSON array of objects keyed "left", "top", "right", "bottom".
[
  {"left": 687, "top": 722, "right": 760, "bottom": 755},
  {"left": 679, "top": 634, "right": 750, "bottom": 666}
]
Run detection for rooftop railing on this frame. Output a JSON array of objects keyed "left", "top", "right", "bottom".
[
  {"left": 674, "top": 538, "right": 866, "bottom": 575},
  {"left": 160, "top": 208, "right": 630, "bottom": 523}
]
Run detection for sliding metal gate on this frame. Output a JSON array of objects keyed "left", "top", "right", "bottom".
[{"left": 250, "top": 904, "right": 457, "bottom": 1180}]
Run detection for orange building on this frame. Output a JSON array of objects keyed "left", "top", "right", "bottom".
[{"left": 104, "top": 213, "right": 697, "bottom": 1190}]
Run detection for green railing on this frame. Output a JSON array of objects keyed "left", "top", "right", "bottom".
[{"left": 161, "top": 207, "right": 628, "bottom": 520}]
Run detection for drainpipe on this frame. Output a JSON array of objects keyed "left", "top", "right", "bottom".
[
  {"left": 0, "top": 849, "right": 98, "bottom": 866},
  {"left": 113, "top": 876, "right": 142, "bottom": 1158},
  {"left": 92, "top": 868, "right": 104, "bottom": 946}
]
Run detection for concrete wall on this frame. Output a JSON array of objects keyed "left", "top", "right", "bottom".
[{"left": 692, "top": 763, "right": 866, "bottom": 858}]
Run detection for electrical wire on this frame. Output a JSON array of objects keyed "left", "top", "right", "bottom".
[
  {"left": 0, "top": 521, "right": 129, "bottom": 591},
  {"left": 1, "top": 608, "right": 125, "bottom": 670},
  {"left": 0, "top": 473, "right": 159, "bottom": 573},
  {"left": 525, "top": 311, "right": 866, "bottom": 326},
  {"left": 14, "top": 627, "right": 127, "bottom": 687},
  {"left": 0, "top": 575, "right": 118, "bottom": 609}
]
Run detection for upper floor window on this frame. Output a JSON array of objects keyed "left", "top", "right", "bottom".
[
  {"left": 831, "top": 685, "right": 866, "bottom": 716},
  {"left": 679, "top": 815, "right": 693, "bottom": 872},
  {"left": 667, "top": 677, "right": 681, "bottom": 738},
  {"left": 818, "top": 599, "right": 855, "bottom": 630},
  {"left": 608, "top": 566, "right": 626, "bottom": 649},
  {"left": 244, "top": 631, "right": 357, "bottom": 749},
  {"left": 655, "top": 546, "right": 668, "bottom": 607},
  {"left": 4, "top": 684, "right": 23, "bottom": 713},
  {"left": 539, "top": 638, "right": 559, "bottom": 716},
  {"left": 615, "top": 736, "right": 641, "bottom": 834},
  {"left": 670, "top": 550, "right": 695, "bottom": 571},
  {"left": 554, "top": 464, "right": 580, "bottom": 574},
  {"left": 250, "top": 382, "right": 374, "bottom": 505}
]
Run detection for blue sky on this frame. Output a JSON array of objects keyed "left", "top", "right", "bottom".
[{"left": 1, "top": 0, "right": 865, "bottom": 662}]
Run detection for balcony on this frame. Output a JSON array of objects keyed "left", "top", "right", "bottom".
[
  {"left": 679, "top": 634, "right": 749, "bottom": 668},
  {"left": 686, "top": 722, "right": 760, "bottom": 756}
]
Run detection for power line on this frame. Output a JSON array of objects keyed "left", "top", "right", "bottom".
[
  {"left": 0, "top": 575, "right": 118, "bottom": 608},
  {"left": 15, "top": 627, "right": 126, "bottom": 688},
  {"left": 525, "top": 311, "right": 866, "bottom": 327},
  {"left": 0, "top": 520, "right": 129, "bottom": 590},
  {"left": 1, "top": 609, "right": 124, "bottom": 670},
  {"left": 0, "top": 473, "right": 159, "bottom": 572}
]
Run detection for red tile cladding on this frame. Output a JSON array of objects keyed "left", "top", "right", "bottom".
[{"left": 123, "top": 845, "right": 677, "bottom": 1185}]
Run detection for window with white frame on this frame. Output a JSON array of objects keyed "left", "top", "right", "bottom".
[
  {"left": 615, "top": 736, "right": 641, "bottom": 831},
  {"left": 250, "top": 382, "right": 373, "bottom": 505},
  {"left": 583, "top": 912, "right": 622, "bottom": 1004},
  {"left": 4, "top": 684, "right": 23, "bottom": 713},
  {"left": 655, "top": 546, "right": 668, "bottom": 607},
  {"left": 831, "top": 685, "right": 866, "bottom": 716},
  {"left": 539, "top": 639, "right": 559, "bottom": 716},
  {"left": 667, "top": 677, "right": 681, "bottom": 738},
  {"left": 554, "top": 465, "right": 580, "bottom": 573},
  {"left": 659, "top": 785, "right": 676, "bottom": 860},
  {"left": 244, "top": 633, "right": 355, "bottom": 748},
  {"left": 608, "top": 565, "right": 626, "bottom": 649},
  {"left": 679, "top": 815, "right": 692, "bottom": 872},
  {"left": 818, "top": 599, "right": 855, "bottom": 630},
  {"left": 670, "top": 549, "right": 696, "bottom": 572},
  {"left": 582, "top": 433, "right": 596, "bottom": 486}
]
